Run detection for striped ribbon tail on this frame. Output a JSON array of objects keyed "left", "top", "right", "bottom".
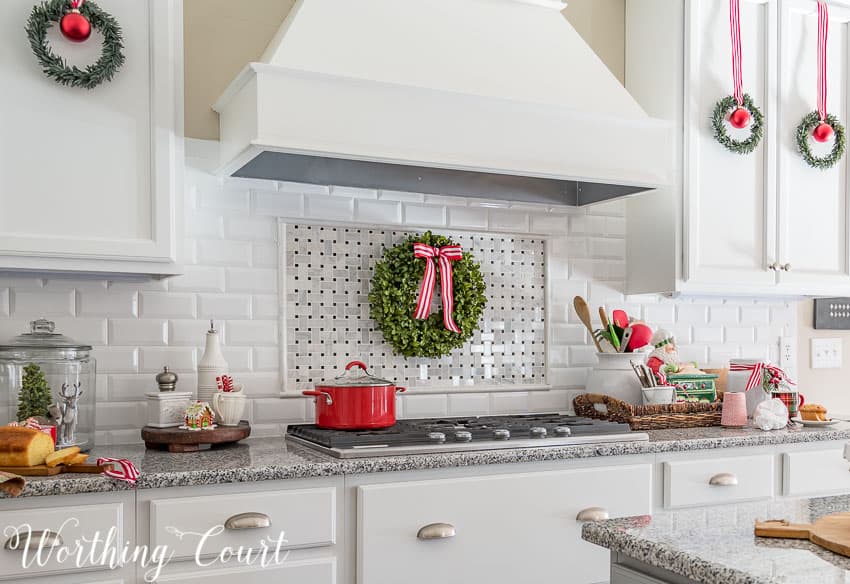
[
  {"left": 97, "top": 457, "right": 140, "bottom": 486},
  {"left": 729, "top": 362, "right": 765, "bottom": 391},
  {"left": 730, "top": 0, "right": 744, "bottom": 106},
  {"left": 412, "top": 243, "right": 463, "bottom": 333},
  {"left": 818, "top": 0, "right": 829, "bottom": 120}
]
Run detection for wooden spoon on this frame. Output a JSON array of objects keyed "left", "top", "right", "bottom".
[{"left": 574, "top": 296, "right": 603, "bottom": 352}]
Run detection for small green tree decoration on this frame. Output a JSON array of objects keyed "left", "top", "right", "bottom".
[{"left": 16, "top": 363, "right": 52, "bottom": 421}]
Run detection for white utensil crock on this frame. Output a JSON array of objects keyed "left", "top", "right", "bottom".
[{"left": 584, "top": 352, "right": 645, "bottom": 405}]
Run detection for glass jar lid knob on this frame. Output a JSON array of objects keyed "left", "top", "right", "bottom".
[{"left": 31, "top": 319, "right": 55, "bottom": 334}]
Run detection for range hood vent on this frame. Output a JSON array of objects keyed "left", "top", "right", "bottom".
[{"left": 215, "top": 0, "right": 672, "bottom": 207}]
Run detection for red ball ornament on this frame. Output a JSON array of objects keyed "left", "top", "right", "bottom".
[
  {"left": 729, "top": 107, "right": 751, "bottom": 129},
  {"left": 60, "top": 9, "right": 91, "bottom": 43},
  {"left": 813, "top": 122, "right": 834, "bottom": 143}
]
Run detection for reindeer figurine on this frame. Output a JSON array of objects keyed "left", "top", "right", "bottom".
[{"left": 53, "top": 382, "right": 83, "bottom": 447}]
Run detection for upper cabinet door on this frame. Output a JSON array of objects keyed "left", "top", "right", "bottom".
[
  {"left": 684, "top": 0, "right": 779, "bottom": 288},
  {"left": 0, "top": 0, "right": 182, "bottom": 276},
  {"left": 777, "top": 0, "right": 850, "bottom": 291}
]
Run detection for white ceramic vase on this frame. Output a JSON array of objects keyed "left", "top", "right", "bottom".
[{"left": 584, "top": 352, "right": 645, "bottom": 405}]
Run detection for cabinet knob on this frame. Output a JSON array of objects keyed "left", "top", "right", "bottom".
[
  {"left": 417, "top": 522, "right": 456, "bottom": 540},
  {"left": 768, "top": 262, "right": 779, "bottom": 271},
  {"left": 224, "top": 512, "right": 272, "bottom": 530},
  {"left": 576, "top": 507, "right": 610, "bottom": 522},
  {"left": 4, "top": 530, "right": 63, "bottom": 552},
  {"left": 782, "top": 263, "right": 791, "bottom": 272},
  {"left": 709, "top": 472, "right": 738, "bottom": 486}
]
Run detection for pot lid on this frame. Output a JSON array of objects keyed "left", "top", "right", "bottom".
[
  {"left": 0, "top": 319, "right": 92, "bottom": 351},
  {"left": 324, "top": 361, "right": 393, "bottom": 387}
]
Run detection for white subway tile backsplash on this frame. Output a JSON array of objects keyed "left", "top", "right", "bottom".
[
  {"left": 530, "top": 213, "right": 568, "bottom": 234},
  {"left": 304, "top": 194, "right": 354, "bottom": 221},
  {"left": 643, "top": 304, "right": 676, "bottom": 324},
  {"left": 252, "top": 243, "right": 279, "bottom": 268},
  {"left": 693, "top": 326, "right": 723, "bottom": 344},
  {"left": 491, "top": 392, "right": 530, "bottom": 414},
  {"left": 108, "top": 375, "right": 157, "bottom": 401},
  {"left": 726, "top": 327, "right": 756, "bottom": 343},
  {"left": 168, "top": 319, "right": 217, "bottom": 346},
  {"left": 96, "top": 402, "right": 148, "bottom": 430},
  {"left": 677, "top": 304, "right": 708, "bottom": 324},
  {"left": 48, "top": 318, "right": 108, "bottom": 345},
  {"left": 186, "top": 209, "right": 225, "bottom": 238},
  {"left": 197, "top": 240, "right": 252, "bottom": 266},
  {"left": 331, "top": 185, "right": 378, "bottom": 199},
  {"left": 403, "top": 204, "right": 447, "bottom": 227},
  {"left": 225, "top": 216, "right": 277, "bottom": 241},
  {"left": 447, "top": 393, "right": 491, "bottom": 416},
  {"left": 253, "top": 398, "right": 306, "bottom": 424},
  {"left": 378, "top": 190, "right": 425, "bottom": 203},
  {"left": 489, "top": 210, "right": 530, "bottom": 232},
  {"left": 448, "top": 207, "right": 489, "bottom": 230},
  {"left": 168, "top": 266, "right": 226, "bottom": 292},
  {"left": 227, "top": 268, "right": 278, "bottom": 293},
  {"left": 0, "top": 289, "right": 8, "bottom": 317},
  {"left": 741, "top": 305, "right": 771, "bottom": 325},
  {"left": 198, "top": 294, "right": 252, "bottom": 319},
  {"left": 12, "top": 289, "right": 74, "bottom": 316},
  {"left": 710, "top": 305, "right": 740, "bottom": 324},
  {"left": 109, "top": 319, "right": 167, "bottom": 346},
  {"left": 402, "top": 394, "right": 448, "bottom": 417},
  {"left": 355, "top": 200, "right": 402, "bottom": 225},
  {"left": 77, "top": 289, "right": 138, "bottom": 318},
  {"left": 140, "top": 347, "right": 197, "bottom": 373},
  {"left": 252, "top": 191, "right": 304, "bottom": 218},
  {"left": 252, "top": 294, "right": 280, "bottom": 318},
  {"left": 239, "top": 372, "right": 281, "bottom": 397},
  {"left": 140, "top": 292, "right": 197, "bottom": 319},
  {"left": 92, "top": 347, "right": 138, "bottom": 374},
  {"left": 279, "top": 181, "right": 329, "bottom": 196},
  {"left": 227, "top": 320, "right": 278, "bottom": 346},
  {"left": 253, "top": 346, "right": 280, "bottom": 371},
  {"left": 529, "top": 389, "right": 572, "bottom": 413},
  {"left": 222, "top": 347, "right": 252, "bottom": 372},
  {"left": 199, "top": 187, "right": 250, "bottom": 212}
]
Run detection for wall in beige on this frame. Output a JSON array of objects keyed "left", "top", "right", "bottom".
[
  {"left": 183, "top": 0, "right": 626, "bottom": 140},
  {"left": 797, "top": 300, "right": 850, "bottom": 414}
]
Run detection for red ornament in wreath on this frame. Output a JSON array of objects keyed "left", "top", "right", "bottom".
[{"left": 60, "top": 0, "right": 91, "bottom": 42}]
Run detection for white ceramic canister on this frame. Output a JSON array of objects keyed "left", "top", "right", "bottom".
[
  {"left": 728, "top": 358, "right": 770, "bottom": 418},
  {"left": 584, "top": 352, "right": 645, "bottom": 404},
  {"left": 145, "top": 392, "right": 193, "bottom": 428},
  {"left": 197, "top": 321, "right": 228, "bottom": 403}
]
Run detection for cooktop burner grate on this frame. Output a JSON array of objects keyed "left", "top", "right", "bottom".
[{"left": 287, "top": 413, "right": 635, "bottom": 449}]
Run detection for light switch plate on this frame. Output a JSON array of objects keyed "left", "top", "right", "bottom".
[{"left": 811, "top": 337, "right": 843, "bottom": 369}]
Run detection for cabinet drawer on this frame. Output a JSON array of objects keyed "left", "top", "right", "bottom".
[
  {"left": 783, "top": 449, "right": 850, "bottom": 497},
  {"left": 663, "top": 455, "right": 774, "bottom": 508},
  {"left": 0, "top": 502, "right": 123, "bottom": 580},
  {"left": 156, "top": 557, "right": 336, "bottom": 583},
  {"left": 358, "top": 464, "right": 652, "bottom": 584},
  {"left": 150, "top": 487, "right": 336, "bottom": 560}
]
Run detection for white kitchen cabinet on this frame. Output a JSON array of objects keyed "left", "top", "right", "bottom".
[
  {"left": 626, "top": 0, "right": 850, "bottom": 296},
  {"left": 0, "top": 0, "right": 182, "bottom": 277},
  {"left": 356, "top": 463, "right": 653, "bottom": 584},
  {"left": 783, "top": 447, "right": 850, "bottom": 496},
  {"left": 663, "top": 454, "right": 774, "bottom": 508}
]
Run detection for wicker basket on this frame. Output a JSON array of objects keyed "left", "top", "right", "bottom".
[{"left": 573, "top": 393, "right": 722, "bottom": 431}]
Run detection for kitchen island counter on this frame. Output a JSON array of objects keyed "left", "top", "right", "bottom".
[
  {"left": 10, "top": 421, "right": 850, "bottom": 497},
  {"left": 582, "top": 494, "right": 850, "bottom": 584}
]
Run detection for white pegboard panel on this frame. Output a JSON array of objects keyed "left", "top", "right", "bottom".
[{"left": 283, "top": 224, "right": 546, "bottom": 390}]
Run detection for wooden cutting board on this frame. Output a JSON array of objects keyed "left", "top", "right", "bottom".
[
  {"left": 0, "top": 463, "right": 111, "bottom": 477},
  {"left": 755, "top": 513, "right": 850, "bottom": 557}
]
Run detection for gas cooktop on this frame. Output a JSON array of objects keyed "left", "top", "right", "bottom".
[{"left": 286, "top": 413, "right": 649, "bottom": 458}]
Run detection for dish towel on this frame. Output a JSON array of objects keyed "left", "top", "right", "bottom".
[{"left": 0, "top": 471, "right": 26, "bottom": 497}]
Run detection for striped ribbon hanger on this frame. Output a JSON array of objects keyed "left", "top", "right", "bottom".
[
  {"left": 730, "top": 0, "right": 744, "bottom": 106},
  {"left": 412, "top": 243, "right": 463, "bottom": 333},
  {"left": 97, "top": 457, "right": 140, "bottom": 486},
  {"left": 818, "top": 0, "right": 829, "bottom": 121}
]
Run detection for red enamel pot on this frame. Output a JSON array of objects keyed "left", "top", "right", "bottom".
[{"left": 303, "top": 361, "right": 406, "bottom": 430}]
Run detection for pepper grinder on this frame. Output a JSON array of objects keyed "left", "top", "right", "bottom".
[
  {"left": 197, "top": 320, "right": 228, "bottom": 403},
  {"left": 145, "top": 366, "right": 192, "bottom": 429}
]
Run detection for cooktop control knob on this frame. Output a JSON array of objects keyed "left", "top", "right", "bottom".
[
  {"left": 492, "top": 429, "right": 511, "bottom": 440},
  {"left": 427, "top": 432, "right": 446, "bottom": 443},
  {"left": 530, "top": 427, "right": 547, "bottom": 438},
  {"left": 554, "top": 426, "right": 571, "bottom": 437},
  {"left": 454, "top": 431, "right": 472, "bottom": 442}
]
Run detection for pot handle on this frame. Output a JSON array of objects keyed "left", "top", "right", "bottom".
[
  {"left": 345, "top": 360, "right": 369, "bottom": 372},
  {"left": 396, "top": 387, "right": 407, "bottom": 393},
  {"left": 302, "top": 390, "right": 333, "bottom": 406}
]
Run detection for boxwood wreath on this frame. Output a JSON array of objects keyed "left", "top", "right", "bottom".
[
  {"left": 369, "top": 232, "right": 486, "bottom": 358},
  {"left": 711, "top": 94, "right": 764, "bottom": 155},
  {"left": 26, "top": 0, "right": 125, "bottom": 90},
  {"left": 796, "top": 111, "right": 846, "bottom": 170}
]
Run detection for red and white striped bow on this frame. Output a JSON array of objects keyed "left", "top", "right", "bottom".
[
  {"left": 817, "top": 0, "right": 830, "bottom": 121},
  {"left": 8, "top": 418, "right": 42, "bottom": 431},
  {"left": 730, "top": 0, "right": 744, "bottom": 107},
  {"left": 730, "top": 362, "right": 795, "bottom": 391},
  {"left": 97, "top": 457, "right": 140, "bottom": 486},
  {"left": 413, "top": 243, "right": 463, "bottom": 333}
]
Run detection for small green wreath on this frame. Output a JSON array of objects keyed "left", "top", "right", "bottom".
[
  {"left": 26, "top": 0, "right": 125, "bottom": 90},
  {"left": 711, "top": 94, "right": 764, "bottom": 154},
  {"left": 369, "top": 232, "right": 487, "bottom": 359},
  {"left": 796, "top": 111, "right": 846, "bottom": 170}
]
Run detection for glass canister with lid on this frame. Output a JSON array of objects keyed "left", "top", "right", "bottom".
[{"left": 0, "top": 319, "right": 96, "bottom": 451}]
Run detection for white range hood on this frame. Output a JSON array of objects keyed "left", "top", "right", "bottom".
[{"left": 214, "top": 0, "right": 672, "bottom": 206}]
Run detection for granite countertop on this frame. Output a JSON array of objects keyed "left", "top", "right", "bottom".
[
  {"left": 582, "top": 495, "right": 850, "bottom": 584},
  {"left": 12, "top": 422, "right": 850, "bottom": 498}
]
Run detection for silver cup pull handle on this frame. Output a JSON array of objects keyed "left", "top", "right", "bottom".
[
  {"left": 224, "top": 512, "right": 272, "bottom": 530},
  {"left": 576, "top": 507, "right": 610, "bottom": 522},
  {"left": 417, "top": 522, "right": 456, "bottom": 540},
  {"left": 4, "top": 530, "right": 64, "bottom": 552},
  {"left": 709, "top": 472, "right": 738, "bottom": 486}
]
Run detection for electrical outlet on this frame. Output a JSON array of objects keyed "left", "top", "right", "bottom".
[
  {"left": 811, "top": 337, "right": 843, "bottom": 369},
  {"left": 779, "top": 336, "right": 797, "bottom": 376}
]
